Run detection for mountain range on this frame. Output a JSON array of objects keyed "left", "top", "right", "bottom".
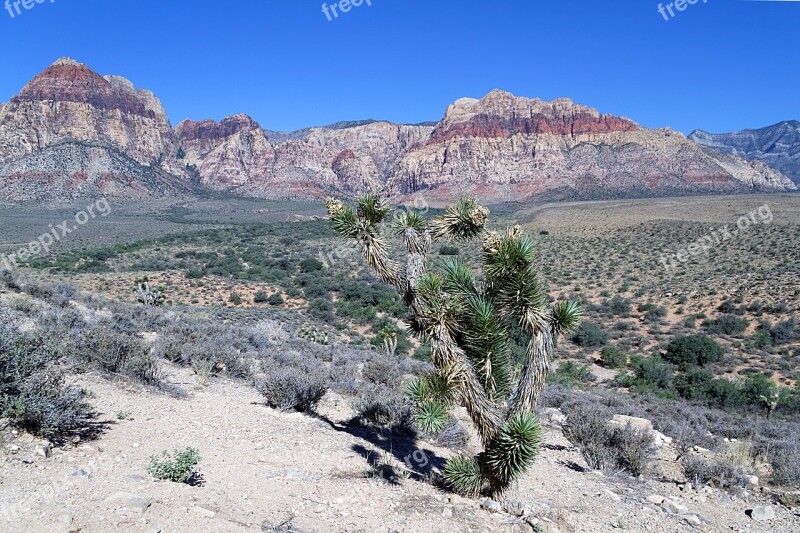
[
  {"left": 689, "top": 121, "right": 800, "bottom": 186},
  {"left": 0, "top": 58, "right": 796, "bottom": 202}
]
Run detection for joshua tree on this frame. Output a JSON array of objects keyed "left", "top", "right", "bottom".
[
  {"left": 133, "top": 276, "right": 166, "bottom": 307},
  {"left": 326, "top": 194, "right": 582, "bottom": 497}
]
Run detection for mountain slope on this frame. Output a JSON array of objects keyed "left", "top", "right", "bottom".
[
  {"left": 689, "top": 121, "right": 800, "bottom": 186},
  {"left": 0, "top": 59, "right": 796, "bottom": 202},
  {"left": 383, "top": 90, "right": 795, "bottom": 202},
  {"left": 0, "top": 58, "right": 190, "bottom": 200}
]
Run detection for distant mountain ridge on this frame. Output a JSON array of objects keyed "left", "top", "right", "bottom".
[
  {"left": 689, "top": 121, "right": 800, "bottom": 186},
  {"left": 0, "top": 58, "right": 795, "bottom": 202}
]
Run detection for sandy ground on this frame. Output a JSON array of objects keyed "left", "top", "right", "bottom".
[{"left": 1, "top": 365, "right": 797, "bottom": 533}]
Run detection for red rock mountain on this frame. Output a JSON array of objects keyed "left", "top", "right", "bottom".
[{"left": 1, "top": 59, "right": 795, "bottom": 202}]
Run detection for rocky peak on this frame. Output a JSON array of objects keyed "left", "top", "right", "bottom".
[
  {"left": 176, "top": 114, "right": 262, "bottom": 142},
  {"left": 431, "top": 90, "right": 639, "bottom": 143},
  {"left": 12, "top": 58, "right": 160, "bottom": 119}
]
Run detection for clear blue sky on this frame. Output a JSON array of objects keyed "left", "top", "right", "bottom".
[{"left": 1, "top": 0, "right": 798, "bottom": 133}]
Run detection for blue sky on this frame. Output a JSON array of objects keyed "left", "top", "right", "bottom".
[{"left": 1, "top": 0, "right": 798, "bottom": 133}]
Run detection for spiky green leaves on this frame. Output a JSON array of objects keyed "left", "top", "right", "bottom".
[
  {"left": 356, "top": 193, "right": 391, "bottom": 225},
  {"left": 430, "top": 197, "right": 489, "bottom": 241},
  {"left": 485, "top": 412, "right": 542, "bottom": 486},
  {"left": 414, "top": 399, "right": 448, "bottom": 433},
  {"left": 484, "top": 231, "right": 547, "bottom": 317},
  {"left": 441, "top": 257, "right": 477, "bottom": 297},
  {"left": 550, "top": 300, "right": 583, "bottom": 337},
  {"left": 407, "top": 371, "right": 456, "bottom": 433},
  {"left": 443, "top": 456, "right": 485, "bottom": 497},
  {"left": 461, "top": 294, "right": 512, "bottom": 400},
  {"left": 326, "top": 199, "right": 360, "bottom": 239}
]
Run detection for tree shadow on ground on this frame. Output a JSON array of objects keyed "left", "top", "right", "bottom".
[{"left": 310, "top": 412, "right": 448, "bottom": 482}]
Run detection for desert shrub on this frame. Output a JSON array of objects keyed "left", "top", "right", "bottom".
[
  {"left": 764, "top": 318, "right": 798, "bottom": 345},
  {"left": 352, "top": 385, "right": 413, "bottom": 432},
  {"left": 148, "top": 447, "right": 200, "bottom": 483},
  {"left": 572, "top": 321, "right": 609, "bottom": 348},
  {"left": 299, "top": 258, "right": 325, "bottom": 273},
  {"left": 626, "top": 355, "right": 675, "bottom": 392},
  {"left": 362, "top": 357, "right": 400, "bottom": 385},
  {"left": 600, "top": 346, "right": 627, "bottom": 369},
  {"left": 664, "top": 335, "right": 724, "bottom": 367},
  {"left": 80, "top": 326, "right": 161, "bottom": 384},
  {"left": 549, "top": 361, "right": 595, "bottom": 387},
  {"left": 705, "top": 315, "right": 748, "bottom": 336},
  {"left": 253, "top": 291, "right": 268, "bottom": 304},
  {"left": 268, "top": 293, "right": 284, "bottom": 306},
  {"left": 765, "top": 441, "right": 800, "bottom": 487},
  {"left": 0, "top": 326, "right": 92, "bottom": 439},
  {"left": 683, "top": 456, "right": 747, "bottom": 489},
  {"left": 608, "top": 425, "right": 654, "bottom": 476},
  {"left": 256, "top": 366, "right": 327, "bottom": 412},
  {"left": 609, "top": 295, "right": 631, "bottom": 316},
  {"left": 561, "top": 400, "right": 612, "bottom": 470}
]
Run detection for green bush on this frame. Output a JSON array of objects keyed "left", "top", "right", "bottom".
[
  {"left": 705, "top": 315, "right": 748, "bottom": 336},
  {"left": 549, "top": 361, "right": 595, "bottom": 387},
  {"left": 600, "top": 346, "right": 627, "bottom": 369},
  {"left": 572, "top": 321, "right": 609, "bottom": 348},
  {"left": 664, "top": 336, "right": 724, "bottom": 367},
  {"left": 253, "top": 290, "right": 268, "bottom": 304},
  {"left": 148, "top": 447, "right": 201, "bottom": 483},
  {"left": 299, "top": 258, "right": 325, "bottom": 273},
  {"left": 267, "top": 293, "right": 284, "bottom": 306}
]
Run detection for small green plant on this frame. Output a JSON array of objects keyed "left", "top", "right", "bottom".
[
  {"left": 116, "top": 411, "right": 133, "bottom": 421},
  {"left": 147, "top": 447, "right": 200, "bottom": 483}
]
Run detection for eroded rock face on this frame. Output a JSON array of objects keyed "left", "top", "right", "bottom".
[
  {"left": 383, "top": 90, "right": 796, "bottom": 202},
  {"left": 177, "top": 118, "right": 434, "bottom": 199},
  {"left": 1, "top": 60, "right": 795, "bottom": 202},
  {"left": 0, "top": 58, "right": 188, "bottom": 200}
]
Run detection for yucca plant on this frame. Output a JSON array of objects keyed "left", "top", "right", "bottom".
[{"left": 326, "top": 194, "right": 582, "bottom": 496}]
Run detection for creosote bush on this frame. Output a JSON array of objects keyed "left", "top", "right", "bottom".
[{"left": 326, "top": 194, "right": 582, "bottom": 496}]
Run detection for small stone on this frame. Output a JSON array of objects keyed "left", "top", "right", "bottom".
[
  {"left": 442, "top": 508, "right": 453, "bottom": 518},
  {"left": 7, "top": 445, "right": 20, "bottom": 452},
  {"left": 750, "top": 505, "right": 775, "bottom": 521},
  {"left": 609, "top": 415, "right": 653, "bottom": 432},
  {"left": 604, "top": 489, "right": 621, "bottom": 502},
  {"left": 104, "top": 492, "right": 152, "bottom": 514},
  {"left": 480, "top": 499, "right": 502, "bottom": 513},
  {"left": 35, "top": 445, "right": 52, "bottom": 458},
  {"left": 71, "top": 468, "right": 92, "bottom": 478},
  {"left": 646, "top": 495, "right": 665, "bottom": 505},
  {"left": 662, "top": 498, "right": 689, "bottom": 515},
  {"left": 743, "top": 475, "right": 759, "bottom": 487},
  {"left": 683, "top": 514, "right": 702, "bottom": 527}
]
